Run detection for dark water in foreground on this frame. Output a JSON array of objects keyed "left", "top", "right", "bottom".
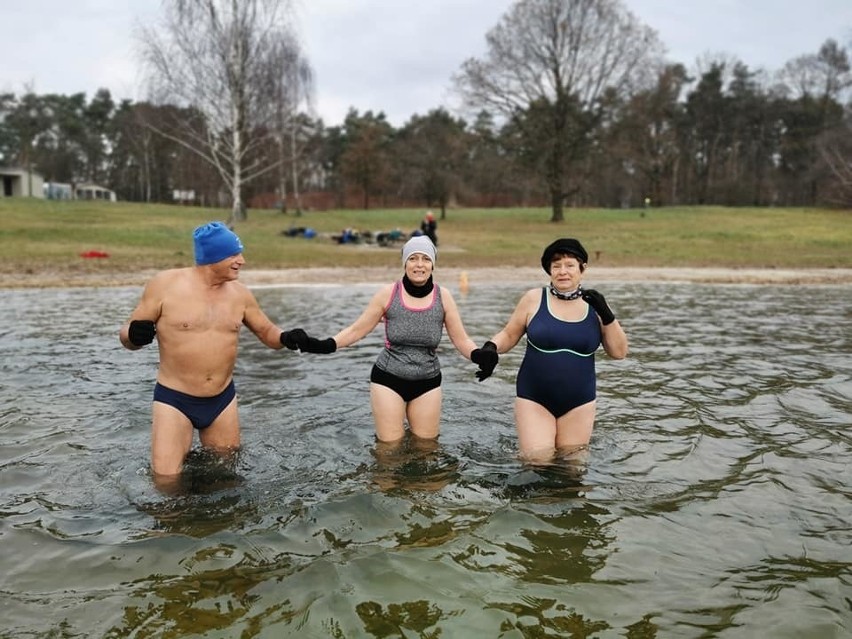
[{"left": 1, "top": 279, "right": 850, "bottom": 638}]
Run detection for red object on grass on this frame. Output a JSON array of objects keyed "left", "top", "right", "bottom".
[{"left": 80, "top": 250, "right": 110, "bottom": 258}]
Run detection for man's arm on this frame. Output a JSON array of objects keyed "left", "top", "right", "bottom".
[
  {"left": 242, "top": 286, "right": 289, "bottom": 350},
  {"left": 120, "top": 274, "right": 165, "bottom": 350}
]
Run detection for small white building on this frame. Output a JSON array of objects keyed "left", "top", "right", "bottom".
[
  {"left": 0, "top": 168, "right": 44, "bottom": 198},
  {"left": 75, "top": 183, "right": 117, "bottom": 202}
]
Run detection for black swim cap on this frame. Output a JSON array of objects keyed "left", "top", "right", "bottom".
[{"left": 541, "top": 238, "right": 588, "bottom": 273}]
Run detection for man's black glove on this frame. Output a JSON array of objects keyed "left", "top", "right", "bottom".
[
  {"left": 300, "top": 336, "right": 337, "bottom": 354},
  {"left": 582, "top": 289, "right": 615, "bottom": 325},
  {"left": 128, "top": 319, "right": 156, "bottom": 346},
  {"left": 470, "top": 340, "right": 498, "bottom": 382},
  {"left": 280, "top": 328, "right": 308, "bottom": 351}
]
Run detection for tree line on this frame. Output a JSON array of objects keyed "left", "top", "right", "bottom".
[{"left": 1, "top": 0, "right": 850, "bottom": 222}]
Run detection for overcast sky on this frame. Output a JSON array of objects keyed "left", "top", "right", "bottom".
[{"left": 2, "top": 0, "right": 851, "bottom": 127}]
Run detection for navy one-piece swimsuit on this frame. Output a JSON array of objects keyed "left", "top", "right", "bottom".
[{"left": 516, "top": 288, "right": 602, "bottom": 418}]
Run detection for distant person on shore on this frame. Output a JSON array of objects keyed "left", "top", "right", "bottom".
[
  {"left": 420, "top": 210, "right": 438, "bottom": 246},
  {"left": 119, "top": 221, "right": 306, "bottom": 490},
  {"left": 286, "top": 235, "right": 497, "bottom": 443},
  {"left": 473, "top": 238, "right": 628, "bottom": 463}
]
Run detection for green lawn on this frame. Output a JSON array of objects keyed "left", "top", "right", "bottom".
[{"left": 1, "top": 198, "right": 850, "bottom": 275}]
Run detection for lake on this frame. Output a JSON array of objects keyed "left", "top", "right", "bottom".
[{"left": 1, "top": 277, "right": 850, "bottom": 638}]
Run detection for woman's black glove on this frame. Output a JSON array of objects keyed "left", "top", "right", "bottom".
[
  {"left": 582, "top": 289, "right": 615, "bottom": 325},
  {"left": 470, "top": 341, "right": 498, "bottom": 381},
  {"left": 280, "top": 328, "right": 308, "bottom": 350},
  {"left": 300, "top": 337, "right": 337, "bottom": 354},
  {"left": 128, "top": 320, "right": 156, "bottom": 346}
]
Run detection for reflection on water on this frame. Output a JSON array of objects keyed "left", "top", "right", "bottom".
[
  {"left": 367, "top": 435, "right": 461, "bottom": 494},
  {"left": 1, "top": 281, "right": 851, "bottom": 637}
]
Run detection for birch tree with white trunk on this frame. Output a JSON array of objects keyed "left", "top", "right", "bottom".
[
  {"left": 269, "top": 32, "right": 314, "bottom": 215},
  {"left": 139, "top": 0, "right": 303, "bottom": 223}
]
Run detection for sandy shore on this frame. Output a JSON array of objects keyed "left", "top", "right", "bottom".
[{"left": 3, "top": 266, "right": 852, "bottom": 289}]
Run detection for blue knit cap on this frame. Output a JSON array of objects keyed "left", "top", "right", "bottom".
[{"left": 193, "top": 222, "right": 244, "bottom": 265}]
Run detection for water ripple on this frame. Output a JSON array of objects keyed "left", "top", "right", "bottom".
[{"left": 1, "top": 282, "right": 850, "bottom": 637}]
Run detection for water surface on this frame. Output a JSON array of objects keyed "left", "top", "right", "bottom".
[{"left": 1, "top": 279, "right": 850, "bottom": 637}]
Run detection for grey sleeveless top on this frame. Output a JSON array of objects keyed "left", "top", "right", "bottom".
[{"left": 374, "top": 280, "right": 445, "bottom": 380}]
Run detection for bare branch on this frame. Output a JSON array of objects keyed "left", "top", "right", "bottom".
[
  {"left": 452, "top": 0, "right": 663, "bottom": 220},
  {"left": 137, "top": 0, "right": 308, "bottom": 220}
]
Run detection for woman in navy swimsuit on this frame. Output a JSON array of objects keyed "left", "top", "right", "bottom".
[{"left": 478, "top": 238, "right": 628, "bottom": 463}]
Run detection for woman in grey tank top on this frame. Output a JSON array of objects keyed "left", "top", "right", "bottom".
[{"left": 289, "top": 236, "right": 499, "bottom": 443}]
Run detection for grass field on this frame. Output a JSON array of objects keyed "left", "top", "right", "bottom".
[{"left": 0, "top": 198, "right": 850, "bottom": 276}]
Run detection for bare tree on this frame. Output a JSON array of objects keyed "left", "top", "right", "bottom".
[
  {"left": 269, "top": 30, "right": 314, "bottom": 215},
  {"left": 818, "top": 115, "right": 852, "bottom": 206},
  {"left": 453, "top": 0, "right": 663, "bottom": 221},
  {"left": 122, "top": 103, "right": 159, "bottom": 202},
  {"left": 778, "top": 39, "right": 852, "bottom": 102},
  {"left": 776, "top": 40, "right": 851, "bottom": 205},
  {"left": 139, "top": 0, "right": 301, "bottom": 222}
]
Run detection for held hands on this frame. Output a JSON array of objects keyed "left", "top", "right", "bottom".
[
  {"left": 301, "top": 336, "right": 337, "bottom": 354},
  {"left": 582, "top": 289, "right": 616, "bottom": 325},
  {"left": 470, "top": 340, "right": 499, "bottom": 382},
  {"left": 280, "top": 328, "right": 308, "bottom": 350},
  {"left": 128, "top": 320, "right": 156, "bottom": 346},
  {"left": 282, "top": 328, "right": 337, "bottom": 354}
]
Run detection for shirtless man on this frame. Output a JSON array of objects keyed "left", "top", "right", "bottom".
[{"left": 119, "top": 221, "right": 304, "bottom": 487}]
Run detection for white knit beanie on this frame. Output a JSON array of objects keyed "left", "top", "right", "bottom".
[{"left": 401, "top": 235, "right": 436, "bottom": 265}]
